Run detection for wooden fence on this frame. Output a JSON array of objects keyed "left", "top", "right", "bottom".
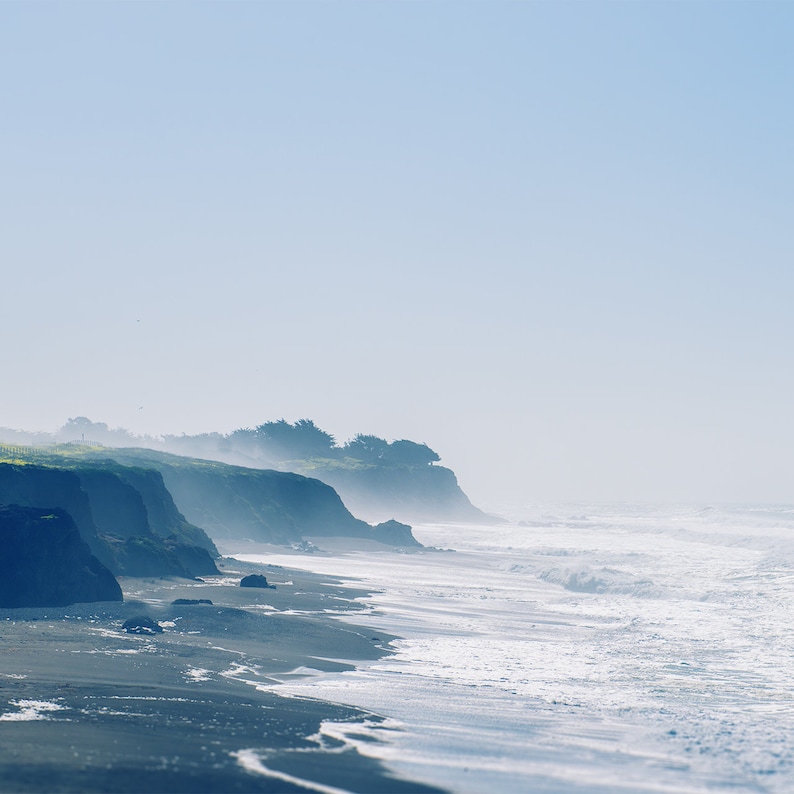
[{"left": 0, "top": 441, "right": 104, "bottom": 458}]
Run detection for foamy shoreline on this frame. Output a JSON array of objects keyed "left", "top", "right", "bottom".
[
  {"left": 0, "top": 554, "right": 445, "bottom": 793},
  {"left": 232, "top": 514, "right": 794, "bottom": 794}
]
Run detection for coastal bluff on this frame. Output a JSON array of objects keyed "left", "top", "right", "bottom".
[
  {"left": 0, "top": 462, "right": 218, "bottom": 579},
  {"left": 31, "top": 417, "right": 490, "bottom": 525},
  {"left": 0, "top": 447, "right": 424, "bottom": 551},
  {"left": 0, "top": 504, "right": 121, "bottom": 607},
  {"left": 89, "top": 448, "right": 424, "bottom": 547},
  {"left": 292, "top": 459, "right": 489, "bottom": 524}
]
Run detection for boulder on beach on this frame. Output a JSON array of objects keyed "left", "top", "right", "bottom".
[
  {"left": 122, "top": 615, "right": 163, "bottom": 634},
  {"left": 372, "top": 519, "right": 421, "bottom": 547},
  {"left": 239, "top": 574, "right": 275, "bottom": 589},
  {"left": 171, "top": 598, "right": 213, "bottom": 605}
]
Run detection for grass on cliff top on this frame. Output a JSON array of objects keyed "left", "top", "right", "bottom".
[
  {"left": 0, "top": 444, "right": 169, "bottom": 478},
  {"left": 290, "top": 456, "right": 379, "bottom": 473},
  {"left": 0, "top": 444, "right": 248, "bottom": 476},
  {"left": 0, "top": 443, "right": 98, "bottom": 467}
]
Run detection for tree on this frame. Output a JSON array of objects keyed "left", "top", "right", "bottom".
[
  {"left": 58, "top": 417, "right": 138, "bottom": 446},
  {"left": 384, "top": 440, "right": 441, "bottom": 466},
  {"left": 60, "top": 417, "right": 109, "bottom": 438},
  {"left": 343, "top": 434, "right": 389, "bottom": 462},
  {"left": 254, "top": 419, "right": 336, "bottom": 460}
]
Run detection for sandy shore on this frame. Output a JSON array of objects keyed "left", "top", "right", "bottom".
[{"left": 0, "top": 555, "right": 445, "bottom": 793}]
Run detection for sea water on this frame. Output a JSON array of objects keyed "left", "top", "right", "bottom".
[{"left": 234, "top": 505, "right": 794, "bottom": 793}]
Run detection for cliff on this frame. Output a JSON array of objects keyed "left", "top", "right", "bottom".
[
  {"left": 20, "top": 418, "right": 491, "bottom": 526},
  {"left": 0, "top": 504, "right": 122, "bottom": 607},
  {"left": 71, "top": 462, "right": 219, "bottom": 561},
  {"left": 82, "top": 448, "right": 423, "bottom": 547},
  {"left": 0, "top": 463, "right": 111, "bottom": 565},
  {"left": 290, "top": 459, "right": 491, "bottom": 524},
  {"left": 0, "top": 462, "right": 218, "bottom": 578},
  {"left": 180, "top": 423, "right": 490, "bottom": 525}
]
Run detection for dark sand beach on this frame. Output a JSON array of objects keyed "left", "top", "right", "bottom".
[{"left": 0, "top": 556, "right": 445, "bottom": 793}]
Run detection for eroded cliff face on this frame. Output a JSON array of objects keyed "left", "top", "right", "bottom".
[
  {"left": 88, "top": 449, "right": 423, "bottom": 546},
  {"left": 71, "top": 463, "right": 219, "bottom": 576},
  {"left": 0, "top": 463, "right": 218, "bottom": 578},
  {"left": 291, "top": 462, "right": 491, "bottom": 525},
  {"left": 0, "top": 464, "right": 112, "bottom": 565},
  {"left": 0, "top": 450, "right": 426, "bottom": 553},
  {"left": 0, "top": 504, "right": 122, "bottom": 607},
  {"left": 98, "top": 464, "right": 219, "bottom": 554},
  {"left": 117, "top": 456, "right": 378, "bottom": 542}
]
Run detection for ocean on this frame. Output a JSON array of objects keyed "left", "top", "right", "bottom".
[{"left": 234, "top": 504, "right": 794, "bottom": 793}]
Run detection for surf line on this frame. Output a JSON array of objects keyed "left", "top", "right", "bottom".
[{"left": 231, "top": 749, "right": 353, "bottom": 794}]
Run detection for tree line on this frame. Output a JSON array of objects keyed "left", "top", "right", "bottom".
[
  {"left": 44, "top": 417, "right": 442, "bottom": 467},
  {"left": 231, "top": 419, "right": 441, "bottom": 465}
]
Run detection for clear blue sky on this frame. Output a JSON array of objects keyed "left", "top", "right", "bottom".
[{"left": 2, "top": 1, "right": 792, "bottom": 506}]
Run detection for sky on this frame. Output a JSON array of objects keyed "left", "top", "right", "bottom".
[{"left": 2, "top": 1, "right": 793, "bottom": 507}]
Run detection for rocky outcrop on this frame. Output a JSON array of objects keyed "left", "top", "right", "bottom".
[
  {"left": 0, "top": 505, "right": 122, "bottom": 607},
  {"left": 171, "top": 598, "right": 213, "bottom": 605},
  {"left": 165, "top": 539, "right": 219, "bottom": 577},
  {"left": 106, "top": 535, "right": 190, "bottom": 578},
  {"left": 239, "top": 574, "right": 274, "bottom": 589},
  {"left": 121, "top": 615, "right": 163, "bottom": 634},
  {"left": 372, "top": 519, "right": 421, "bottom": 547}
]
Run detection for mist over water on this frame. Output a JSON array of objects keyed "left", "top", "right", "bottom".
[{"left": 235, "top": 504, "right": 794, "bottom": 793}]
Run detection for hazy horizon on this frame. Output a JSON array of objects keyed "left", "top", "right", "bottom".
[{"left": 3, "top": 2, "right": 792, "bottom": 507}]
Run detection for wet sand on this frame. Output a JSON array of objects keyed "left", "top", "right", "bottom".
[{"left": 0, "top": 556, "right": 445, "bottom": 793}]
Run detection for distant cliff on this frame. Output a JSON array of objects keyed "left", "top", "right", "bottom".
[
  {"left": 79, "top": 448, "right": 423, "bottom": 547},
  {"left": 28, "top": 417, "right": 490, "bottom": 526},
  {"left": 0, "top": 444, "right": 428, "bottom": 550},
  {"left": 0, "top": 504, "right": 122, "bottom": 607},
  {"left": 290, "top": 458, "right": 489, "bottom": 524},
  {"left": 214, "top": 423, "right": 490, "bottom": 524}
]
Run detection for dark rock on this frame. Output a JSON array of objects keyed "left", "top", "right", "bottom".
[
  {"left": 0, "top": 463, "right": 115, "bottom": 568},
  {"left": 171, "top": 598, "right": 213, "bottom": 605},
  {"left": 165, "top": 539, "right": 220, "bottom": 576},
  {"left": 372, "top": 519, "right": 422, "bottom": 547},
  {"left": 0, "top": 505, "right": 122, "bottom": 607},
  {"left": 239, "top": 574, "right": 275, "bottom": 589},
  {"left": 121, "top": 615, "right": 163, "bottom": 634},
  {"left": 110, "top": 534, "right": 191, "bottom": 578}
]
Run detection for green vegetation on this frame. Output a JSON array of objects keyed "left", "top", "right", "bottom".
[{"left": 1, "top": 417, "right": 489, "bottom": 524}]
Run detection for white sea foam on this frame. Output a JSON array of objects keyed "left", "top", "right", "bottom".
[
  {"left": 185, "top": 667, "right": 213, "bottom": 682},
  {"left": 232, "top": 749, "right": 353, "bottom": 793},
  {"left": 277, "top": 666, "right": 331, "bottom": 678},
  {"left": 0, "top": 699, "right": 64, "bottom": 722},
  {"left": 232, "top": 504, "right": 794, "bottom": 793}
]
